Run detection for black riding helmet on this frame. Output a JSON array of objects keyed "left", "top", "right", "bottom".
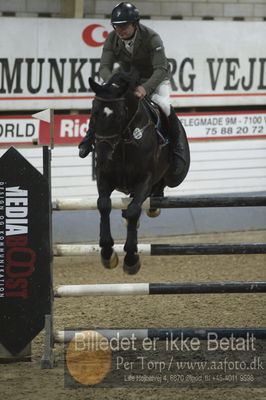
[{"left": 111, "top": 2, "right": 140, "bottom": 25}]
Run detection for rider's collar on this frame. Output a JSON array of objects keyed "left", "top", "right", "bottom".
[{"left": 122, "top": 29, "right": 137, "bottom": 52}]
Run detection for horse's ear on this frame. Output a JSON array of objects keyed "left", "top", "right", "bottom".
[{"left": 89, "top": 77, "right": 102, "bottom": 94}]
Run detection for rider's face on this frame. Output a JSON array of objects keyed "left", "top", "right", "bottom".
[{"left": 113, "top": 23, "right": 136, "bottom": 40}]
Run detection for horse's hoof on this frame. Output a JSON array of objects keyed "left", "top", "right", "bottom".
[
  {"left": 123, "top": 254, "right": 141, "bottom": 275},
  {"left": 101, "top": 250, "right": 119, "bottom": 269},
  {"left": 146, "top": 208, "right": 161, "bottom": 218},
  {"left": 123, "top": 218, "right": 140, "bottom": 228}
]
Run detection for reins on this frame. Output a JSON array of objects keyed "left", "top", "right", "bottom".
[{"left": 121, "top": 98, "right": 153, "bottom": 141}]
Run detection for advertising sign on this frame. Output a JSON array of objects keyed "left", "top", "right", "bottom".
[
  {"left": 0, "top": 111, "right": 266, "bottom": 146},
  {"left": 0, "top": 19, "right": 265, "bottom": 110},
  {"left": 0, "top": 148, "right": 51, "bottom": 354}
]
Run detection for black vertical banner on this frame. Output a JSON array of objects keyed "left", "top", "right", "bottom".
[{"left": 0, "top": 147, "right": 51, "bottom": 354}]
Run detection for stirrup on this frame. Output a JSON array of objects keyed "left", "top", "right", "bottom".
[{"left": 157, "top": 130, "right": 169, "bottom": 146}]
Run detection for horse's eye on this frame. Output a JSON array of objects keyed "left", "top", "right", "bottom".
[{"left": 111, "top": 83, "right": 119, "bottom": 88}]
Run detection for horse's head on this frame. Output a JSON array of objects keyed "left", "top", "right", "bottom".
[
  {"left": 89, "top": 68, "right": 139, "bottom": 99},
  {"left": 89, "top": 70, "right": 139, "bottom": 164}
]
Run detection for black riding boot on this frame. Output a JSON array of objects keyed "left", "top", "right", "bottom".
[
  {"left": 168, "top": 107, "right": 187, "bottom": 175},
  {"left": 78, "top": 125, "right": 94, "bottom": 158}
]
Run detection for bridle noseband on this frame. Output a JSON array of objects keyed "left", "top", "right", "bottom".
[{"left": 95, "top": 96, "right": 126, "bottom": 102}]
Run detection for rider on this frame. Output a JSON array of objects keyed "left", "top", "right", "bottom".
[{"left": 79, "top": 2, "right": 187, "bottom": 175}]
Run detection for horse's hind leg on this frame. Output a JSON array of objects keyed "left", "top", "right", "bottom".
[
  {"left": 146, "top": 180, "right": 165, "bottom": 218},
  {"left": 97, "top": 186, "right": 118, "bottom": 269}
]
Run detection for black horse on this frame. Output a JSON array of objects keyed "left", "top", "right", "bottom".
[{"left": 89, "top": 71, "right": 190, "bottom": 274}]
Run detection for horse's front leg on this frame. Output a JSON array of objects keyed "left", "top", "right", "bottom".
[
  {"left": 122, "top": 174, "right": 153, "bottom": 275},
  {"left": 97, "top": 179, "right": 118, "bottom": 269}
]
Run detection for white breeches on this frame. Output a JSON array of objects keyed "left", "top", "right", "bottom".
[{"left": 151, "top": 80, "right": 171, "bottom": 117}]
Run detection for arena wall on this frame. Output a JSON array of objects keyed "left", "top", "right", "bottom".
[
  {"left": 0, "top": 0, "right": 265, "bottom": 20},
  {"left": 0, "top": 2, "right": 265, "bottom": 240}
]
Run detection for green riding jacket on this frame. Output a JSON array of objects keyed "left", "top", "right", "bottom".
[{"left": 99, "top": 23, "right": 170, "bottom": 96}]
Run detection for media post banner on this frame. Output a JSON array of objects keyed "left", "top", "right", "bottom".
[
  {"left": 0, "top": 147, "right": 51, "bottom": 354},
  {"left": 0, "top": 19, "right": 265, "bottom": 110}
]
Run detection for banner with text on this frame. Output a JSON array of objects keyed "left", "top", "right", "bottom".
[
  {"left": 0, "top": 19, "right": 265, "bottom": 110},
  {"left": 0, "top": 111, "right": 265, "bottom": 146}
]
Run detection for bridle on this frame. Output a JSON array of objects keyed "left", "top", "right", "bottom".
[
  {"left": 94, "top": 95, "right": 128, "bottom": 150},
  {"left": 94, "top": 95, "right": 153, "bottom": 151}
]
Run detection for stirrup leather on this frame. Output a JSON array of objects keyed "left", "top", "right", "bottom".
[{"left": 142, "top": 98, "right": 168, "bottom": 145}]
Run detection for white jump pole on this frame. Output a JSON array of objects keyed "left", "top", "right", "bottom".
[
  {"left": 55, "top": 283, "right": 149, "bottom": 297},
  {"left": 54, "top": 197, "right": 151, "bottom": 210},
  {"left": 53, "top": 243, "right": 151, "bottom": 256}
]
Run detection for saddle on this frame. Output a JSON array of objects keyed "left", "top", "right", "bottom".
[{"left": 142, "top": 98, "right": 169, "bottom": 146}]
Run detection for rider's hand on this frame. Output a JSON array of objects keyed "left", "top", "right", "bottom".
[{"left": 134, "top": 86, "right": 147, "bottom": 99}]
